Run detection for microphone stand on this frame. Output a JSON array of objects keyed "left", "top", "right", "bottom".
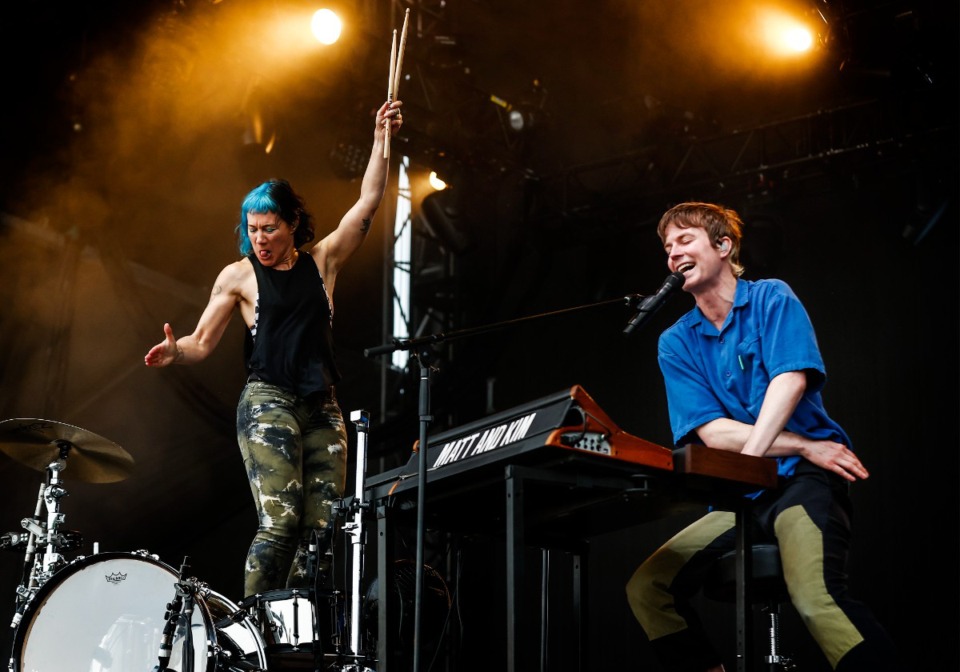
[
  {"left": 155, "top": 558, "right": 198, "bottom": 672},
  {"left": 363, "top": 294, "right": 637, "bottom": 672}
]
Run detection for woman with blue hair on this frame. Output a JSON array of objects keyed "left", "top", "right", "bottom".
[{"left": 145, "top": 98, "right": 403, "bottom": 598}]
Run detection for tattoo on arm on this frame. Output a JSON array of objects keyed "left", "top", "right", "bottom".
[
  {"left": 211, "top": 284, "right": 223, "bottom": 296},
  {"left": 360, "top": 218, "right": 371, "bottom": 234},
  {"left": 175, "top": 345, "right": 185, "bottom": 363}
]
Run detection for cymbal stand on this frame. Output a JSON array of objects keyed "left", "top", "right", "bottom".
[
  {"left": 11, "top": 447, "right": 72, "bottom": 628},
  {"left": 38, "top": 448, "right": 70, "bottom": 579},
  {"left": 340, "top": 409, "right": 375, "bottom": 672},
  {"left": 9, "top": 482, "right": 44, "bottom": 631}
]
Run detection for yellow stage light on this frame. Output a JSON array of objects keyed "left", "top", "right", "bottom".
[
  {"left": 311, "top": 8, "right": 343, "bottom": 45},
  {"left": 428, "top": 171, "right": 447, "bottom": 191},
  {"left": 755, "top": 7, "right": 815, "bottom": 56}
]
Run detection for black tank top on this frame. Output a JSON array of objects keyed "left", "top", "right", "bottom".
[{"left": 244, "top": 252, "right": 341, "bottom": 397}]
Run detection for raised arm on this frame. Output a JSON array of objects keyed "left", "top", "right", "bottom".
[{"left": 314, "top": 100, "right": 403, "bottom": 289}]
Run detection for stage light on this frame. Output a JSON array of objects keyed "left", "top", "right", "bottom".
[
  {"left": 781, "top": 25, "right": 814, "bottom": 53},
  {"left": 428, "top": 171, "right": 447, "bottom": 191},
  {"left": 508, "top": 109, "right": 531, "bottom": 132},
  {"left": 501, "top": 79, "right": 546, "bottom": 134},
  {"left": 754, "top": 7, "right": 816, "bottom": 56},
  {"left": 489, "top": 93, "right": 525, "bottom": 132},
  {"left": 311, "top": 8, "right": 343, "bottom": 45}
]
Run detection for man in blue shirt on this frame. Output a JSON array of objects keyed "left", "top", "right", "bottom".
[{"left": 625, "top": 202, "right": 899, "bottom": 671}]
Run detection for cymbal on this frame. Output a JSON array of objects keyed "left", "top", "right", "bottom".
[{"left": 0, "top": 418, "right": 134, "bottom": 483}]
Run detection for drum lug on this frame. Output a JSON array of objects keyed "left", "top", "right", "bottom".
[{"left": 132, "top": 548, "right": 161, "bottom": 561}]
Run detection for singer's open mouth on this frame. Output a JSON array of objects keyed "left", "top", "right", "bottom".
[{"left": 677, "top": 262, "right": 695, "bottom": 273}]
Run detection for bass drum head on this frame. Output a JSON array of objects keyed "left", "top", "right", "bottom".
[{"left": 11, "top": 551, "right": 214, "bottom": 672}]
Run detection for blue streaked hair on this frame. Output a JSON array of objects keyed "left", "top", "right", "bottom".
[{"left": 235, "top": 178, "right": 315, "bottom": 256}]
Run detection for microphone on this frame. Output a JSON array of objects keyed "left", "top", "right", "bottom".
[
  {"left": 623, "top": 271, "right": 686, "bottom": 336},
  {"left": 156, "top": 593, "right": 181, "bottom": 670},
  {"left": 157, "top": 558, "right": 192, "bottom": 671}
]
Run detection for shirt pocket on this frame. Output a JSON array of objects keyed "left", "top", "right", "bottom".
[{"left": 734, "top": 334, "right": 769, "bottom": 418}]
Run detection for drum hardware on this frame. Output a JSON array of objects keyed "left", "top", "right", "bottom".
[
  {"left": 339, "top": 409, "right": 376, "bottom": 672},
  {"left": 1, "top": 412, "right": 393, "bottom": 672},
  {"left": 0, "top": 418, "right": 131, "bottom": 623},
  {"left": 156, "top": 557, "right": 270, "bottom": 672},
  {"left": 1, "top": 528, "right": 81, "bottom": 553},
  {"left": 212, "top": 605, "right": 272, "bottom": 671},
  {"left": 0, "top": 532, "right": 28, "bottom": 552},
  {"left": 11, "top": 466, "right": 74, "bottom": 625},
  {"left": 156, "top": 557, "right": 201, "bottom": 672},
  {"left": 306, "top": 528, "right": 334, "bottom": 591},
  {"left": 7, "top": 520, "right": 84, "bottom": 631}
]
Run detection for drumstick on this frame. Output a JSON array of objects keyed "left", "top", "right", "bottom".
[
  {"left": 384, "top": 29, "right": 397, "bottom": 159},
  {"left": 393, "top": 9, "right": 410, "bottom": 98},
  {"left": 384, "top": 10, "right": 410, "bottom": 159}
]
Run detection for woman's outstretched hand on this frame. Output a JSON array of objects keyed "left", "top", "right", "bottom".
[{"left": 144, "top": 322, "right": 180, "bottom": 367}]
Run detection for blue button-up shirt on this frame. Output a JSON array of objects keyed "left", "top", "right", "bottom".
[{"left": 657, "top": 278, "right": 851, "bottom": 480}]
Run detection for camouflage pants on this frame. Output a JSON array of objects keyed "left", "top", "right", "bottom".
[{"left": 236, "top": 380, "right": 347, "bottom": 597}]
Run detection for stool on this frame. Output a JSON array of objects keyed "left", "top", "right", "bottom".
[{"left": 703, "top": 543, "right": 796, "bottom": 671}]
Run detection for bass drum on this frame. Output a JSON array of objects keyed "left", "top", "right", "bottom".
[{"left": 10, "top": 550, "right": 267, "bottom": 672}]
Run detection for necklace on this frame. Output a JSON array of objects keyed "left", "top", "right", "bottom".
[{"left": 281, "top": 249, "right": 299, "bottom": 270}]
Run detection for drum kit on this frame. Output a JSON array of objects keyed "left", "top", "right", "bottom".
[{"left": 0, "top": 417, "right": 378, "bottom": 672}]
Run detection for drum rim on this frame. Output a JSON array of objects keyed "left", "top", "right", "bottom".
[
  {"left": 238, "top": 587, "right": 314, "bottom": 611},
  {"left": 238, "top": 586, "right": 349, "bottom": 609},
  {"left": 201, "top": 587, "right": 270, "bottom": 668}
]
